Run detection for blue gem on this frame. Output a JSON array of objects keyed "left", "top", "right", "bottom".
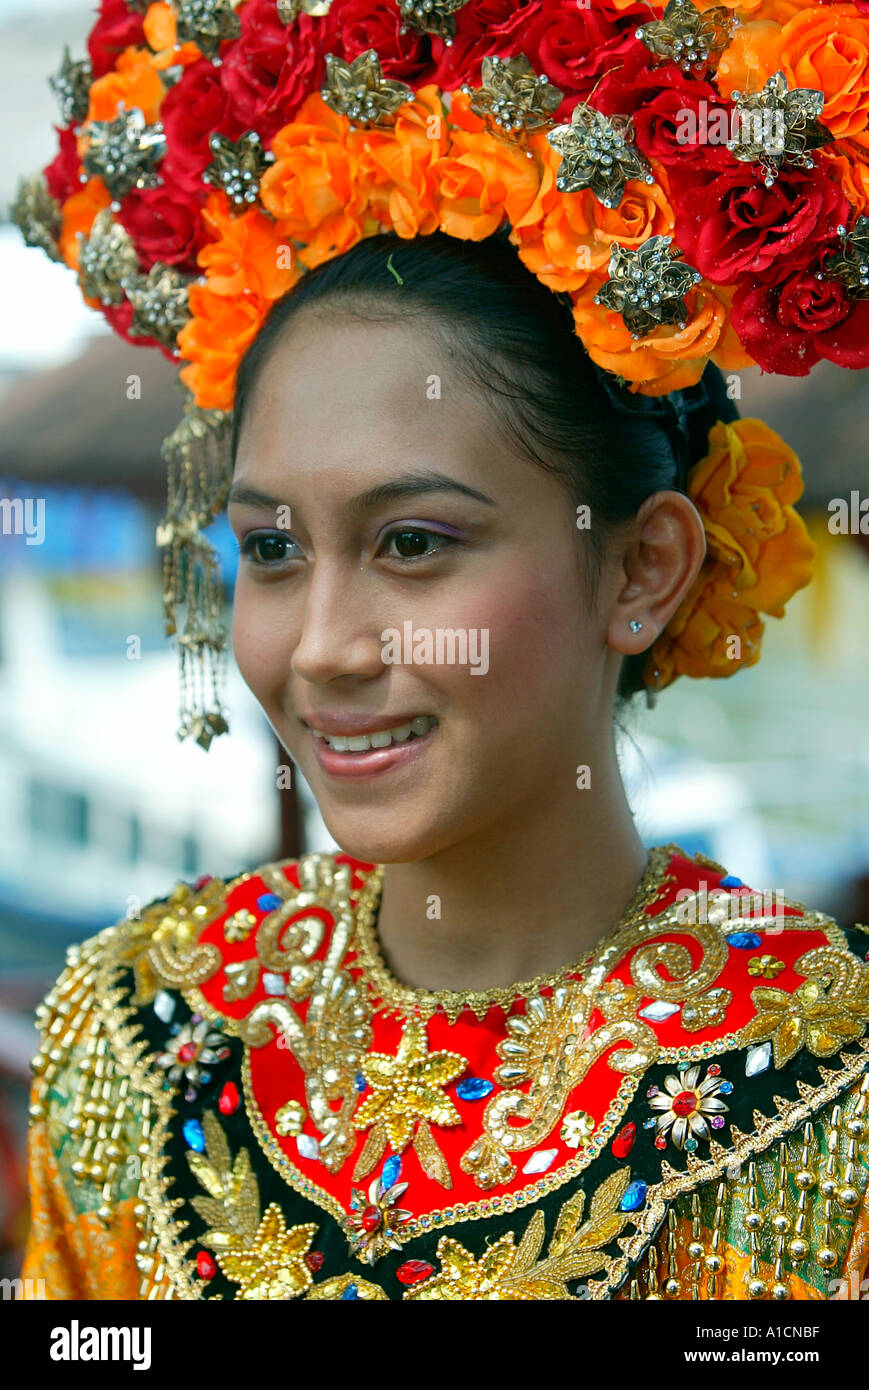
[
  {"left": 354, "top": 1072, "right": 367, "bottom": 1093},
  {"left": 257, "top": 892, "right": 282, "bottom": 911},
  {"left": 340, "top": 1283, "right": 359, "bottom": 1300},
  {"left": 381, "top": 1155, "right": 402, "bottom": 1190},
  {"left": 726, "top": 931, "right": 762, "bottom": 950},
  {"left": 719, "top": 875, "right": 743, "bottom": 889},
  {"left": 685, "top": 1138, "right": 698, "bottom": 1152},
  {"left": 183, "top": 1119, "right": 205, "bottom": 1153},
  {"left": 198, "top": 1070, "right": 211, "bottom": 1086},
  {"left": 643, "top": 1118, "right": 657, "bottom": 1130},
  {"left": 456, "top": 1077, "right": 494, "bottom": 1102},
  {"left": 719, "top": 1080, "right": 733, "bottom": 1094},
  {"left": 620, "top": 1180, "right": 648, "bottom": 1212},
  {"left": 170, "top": 1022, "right": 182, "bottom": 1035}
]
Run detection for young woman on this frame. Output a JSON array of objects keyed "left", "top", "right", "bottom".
[{"left": 21, "top": 230, "right": 869, "bottom": 1301}]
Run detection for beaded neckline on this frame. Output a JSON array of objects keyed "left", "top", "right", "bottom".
[{"left": 350, "top": 842, "right": 684, "bottom": 1024}]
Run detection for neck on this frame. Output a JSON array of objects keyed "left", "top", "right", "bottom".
[{"left": 373, "top": 739, "right": 649, "bottom": 994}]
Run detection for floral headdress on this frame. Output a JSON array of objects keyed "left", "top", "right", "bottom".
[{"left": 14, "top": 0, "right": 866, "bottom": 746}]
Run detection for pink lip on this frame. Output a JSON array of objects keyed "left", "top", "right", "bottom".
[
  {"left": 309, "top": 724, "right": 437, "bottom": 780},
  {"left": 301, "top": 711, "right": 433, "bottom": 736}
]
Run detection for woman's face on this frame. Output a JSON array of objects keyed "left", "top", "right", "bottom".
[{"left": 229, "top": 309, "right": 617, "bottom": 864}]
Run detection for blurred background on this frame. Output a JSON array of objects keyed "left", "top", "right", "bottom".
[{"left": 1, "top": 0, "right": 868, "bottom": 1281}]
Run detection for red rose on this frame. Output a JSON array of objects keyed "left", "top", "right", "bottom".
[
  {"left": 102, "top": 298, "right": 176, "bottom": 361},
  {"left": 731, "top": 254, "right": 869, "bottom": 374},
  {"left": 673, "top": 164, "right": 850, "bottom": 285},
  {"left": 44, "top": 125, "right": 82, "bottom": 206},
  {"left": 219, "top": 0, "right": 337, "bottom": 140},
  {"left": 87, "top": 0, "right": 146, "bottom": 79},
  {"left": 160, "top": 60, "right": 246, "bottom": 197},
  {"left": 328, "top": 0, "right": 436, "bottom": 84},
  {"left": 517, "top": 0, "right": 647, "bottom": 117},
  {"left": 117, "top": 185, "right": 206, "bottom": 272},
  {"left": 429, "top": 0, "right": 542, "bottom": 91}
]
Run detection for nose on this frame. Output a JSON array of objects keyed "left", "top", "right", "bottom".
[{"left": 290, "top": 559, "right": 386, "bottom": 688}]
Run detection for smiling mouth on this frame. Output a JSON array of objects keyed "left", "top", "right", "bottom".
[{"left": 309, "top": 715, "right": 438, "bottom": 752}]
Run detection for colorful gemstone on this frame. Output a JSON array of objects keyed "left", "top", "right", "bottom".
[
  {"left": 719, "top": 1080, "right": 733, "bottom": 1094},
  {"left": 719, "top": 875, "right": 743, "bottom": 889},
  {"left": 341, "top": 1283, "right": 359, "bottom": 1300},
  {"left": 360, "top": 1205, "right": 381, "bottom": 1233},
  {"left": 638, "top": 1000, "right": 680, "bottom": 1022},
  {"left": 727, "top": 931, "right": 762, "bottom": 949},
  {"left": 257, "top": 892, "right": 282, "bottom": 911},
  {"left": 381, "top": 1154, "right": 402, "bottom": 1190},
  {"left": 745, "top": 1042, "right": 772, "bottom": 1077},
  {"left": 354, "top": 1072, "right": 367, "bottom": 1093},
  {"left": 396, "top": 1260, "right": 435, "bottom": 1286},
  {"left": 218, "top": 1082, "right": 240, "bottom": 1116},
  {"left": 612, "top": 1122, "right": 636, "bottom": 1159},
  {"left": 646, "top": 1085, "right": 659, "bottom": 1098},
  {"left": 262, "top": 972, "right": 286, "bottom": 996},
  {"left": 707, "top": 1064, "right": 721, "bottom": 1076},
  {"left": 196, "top": 1250, "right": 217, "bottom": 1279},
  {"left": 711, "top": 1115, "right": 726, "bottom": 1129},
  {"left": 184, "top": 1087, "right": 197, "bottom": 1103},
  {"left": 153, "top": 990, "right": 176, "bottom": 1023},
  {"left": 183, "top": 1119, "right": 205, "bottom": 1152},
  {"left": 672, "top": 1090, "right": 698, "bottom": 1118},
  {"left": 456, "top": 1077, "right": 494, "bottom": 1102},
  {"left": 178, "top": 1041, "right": 198, "bottom": 1063},
  {"left": 305, "top": 1251, "right": 325, "bottom": 1272},
  {"left": 522, "top": 1148, "right": 558, "bottom": 1175},
  {"left": 297, "top": 1133, "right": 320, "bottom": 1161},
  {"left": 643, "top": 1117, "right": 657, "bottom": 1130},
  {"left": 654, "top": 1134, "right": 667, "bottom": 1150},
  {"left": 685, "top": 1137, "right": 698, "bottom": 1152},
  {"left": 620, "top": 1179, "right": 647, "bottom": 1212}
]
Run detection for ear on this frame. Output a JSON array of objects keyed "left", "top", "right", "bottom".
[{"left": 605, "top": 491, "right": 707, "bottom": 658}]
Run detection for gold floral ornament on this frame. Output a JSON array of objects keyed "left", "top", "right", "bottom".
[
  {"left": 405, "top": 1169, "right": 634, "bottom": 1299},
  {"left": 680, "top": 987, "right": 731, "bottom": 1031},
  {"left": 547, "top": 104, "right": 654, "bottom": 209},
  {"left": 9, "top": 174, "right": 63, "bottom": 263},
  {"left": 352, "top": 1018, "right": 467, "bottom": 1187},
  {"left": 727, "top": 70, "right": 834, "bottom": 189},
  {"left": 117, "top": 875, "right": 226, "bottom": 1004},
  {"left": 188, "top": 1109, "right": 319, "bottom": 1299},
  {"left": 462, "top": 54, "right": 564, "bottom": 143},
  {"left": 635, "top": 0, "right": 735, "bottom": 76},
  {"left": 49, "top": 44, "right": 92, "bottom": 125},
  {"left": 175, "top": 0, "right": 242, "bottom": 61},
  {"left": 82, "top": 105, "right": 167, "bottom": 201},
  {"left": 646, "top": 417, "right": 815, "bottom": 689},
  {"left": 343, "top": 1171, "right": 412, "bottom": 1263},
  {"left": 646, "top": 1063, "right": 730, "bottom": 1152},
  {"left": 741, "top": 946, "right": 869, "bottom": 1068},
  {"left": 748, "top": 954, "right": 785, "bottom": 980},
  {"left": 320, "top": 50, "right": 415, "bottom": 128},
  {"left": 75, "top": 208, "right": 138, "bottom": 305},
  {"left": 156, "top": 398, "right": 233, "bottom": 749},
  {"left": 203, "top": 131, "right": 276, "bottom": 212},
  {"left": 594, "top": 235, "right": 703, "bottom": 338},
  {"left": 277, "top": 0, "right": 334, "bottom": 21},
  {"left": 827, "top": 216, "right": 869, "bottom": 301},
  {"left": 396, "top": 0, "right": 470, "bottom": 43},
  {"left": 125, "top": 262, "right": 192, "bottom": 351}
]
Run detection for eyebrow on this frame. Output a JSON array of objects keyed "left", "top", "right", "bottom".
[{"left": 227, "top": 470, "right": 497, "bottom": 514}]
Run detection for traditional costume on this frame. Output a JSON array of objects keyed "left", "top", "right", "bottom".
[{"left": 12, "top": 0, "right": 869, "bottom": 1299}]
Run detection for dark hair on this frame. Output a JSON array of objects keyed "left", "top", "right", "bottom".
[{"left": 230, "top": 228, "right": 739, "bottom": 699}]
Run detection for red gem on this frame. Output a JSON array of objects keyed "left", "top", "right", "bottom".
[
  {"left": 194, "top": 874, "right": 213, "bottom": 890},
  {"left": 218, "top": 1082, "right": 240, "bottom": 1116},
  {"left": 654, "top": 1134, "right": 667, "bottom": 1150},
  {"left": 305, "top": 1251, "right": 325, "bottom": 1272},
  {"left": 396, "top": 1260, "right": 435, "bottom": 1286},
  {"left": 360, "top": 1205, "right": 381, "bottom": 1233},
  {"left": 196, "top": 1251, "right": 217, "bottom": 1280},
  {"left": 707, "top": 1064, "right": 721, "bottom": 1076},
  {"left": 178, "top": 1042, "right": 198, "bottom": 1063},
  {"left": 612, "top": 1122, "right": 636, "bottom": 1159},
  {"left": 672, "top": 1089, "right": 698, "bottom": 1118}
]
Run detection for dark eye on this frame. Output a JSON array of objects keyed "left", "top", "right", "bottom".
[
  {"left": 240, "top": 532, "right": 299, "bottom": 566},
  {"left": 380, "top": 527, "right": 457, "bottom": 560}
]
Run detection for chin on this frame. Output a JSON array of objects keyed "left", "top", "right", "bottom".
[{"left": 317, "top": 804, "right": 462, "bottom": 866}]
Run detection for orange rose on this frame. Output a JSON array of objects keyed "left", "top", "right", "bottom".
[
  {"left": 819, "top": 140, "right": 869, "bottom": 217},
  {"left": 178, "top": 285, "right": 269, "bottom": 412},
  {"left": 58, "top": 179, "right": 112, "bottom": 271},
  {"left": 571, "top": 274, "right": 728, "bottom": 393},
  {"left": 261, "top": 95, "right": 368, "bottom": 269},
  {"left": 86, "top": 46, "right": 164, "bottom": 125},
  {"left": 349, "top": 86, "right": 447, "bottom": 239},
  {"left": 142, "top": 2, "right": 203, "bottom": 70},
  {"left": 646, "top": 582, "right": 765, "bottom": 687},
  {"left": 434, "top": 93, "right": 546, "bottom": 241},
  {"left": 197, "top": 192, "right": 302, "bottom": 300}
]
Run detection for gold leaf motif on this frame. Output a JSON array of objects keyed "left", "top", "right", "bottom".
[{"left": 740, "top": 947, "right": 869, "bottom": 1068}]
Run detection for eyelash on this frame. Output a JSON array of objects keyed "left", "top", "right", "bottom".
[{"left": 237, "top": 525, "right": 460, "bottom": 569}]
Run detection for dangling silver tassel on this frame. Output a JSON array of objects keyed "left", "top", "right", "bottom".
[{"left": 156, "top": 395, "right": 233, "bottom": 749}]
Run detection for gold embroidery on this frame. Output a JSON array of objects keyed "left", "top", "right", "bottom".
[
  {"left": 353, "top": 843, "right": 680, "bottom": 1024},
  {"left": 306, "top": 1274, "right": 389, "bottom": 1300},
  {"left": 405, "top": 1168, "right": 635, "bottom": 1300},
  {"left": 120, "top": 877, "right": 229, "bottom": 1003},
  {"left": 748, "top": 955, "right": 785, "bottom": 979},
  {"left": 352, "top": 1019, "right": 467, "bottom": 1187},
  {"left": 343, "top": 1172, "right": 412, "bottom": 1263},
  {"left": 682, "top": 987, "right": 731, "bottom": 1030},
  {"left": 741, "top": 946, "right": 869, "bottom": 1067}
]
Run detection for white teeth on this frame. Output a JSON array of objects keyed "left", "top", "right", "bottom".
[{"left": 312, "top": 715, "right": 437, "bottom": 752}]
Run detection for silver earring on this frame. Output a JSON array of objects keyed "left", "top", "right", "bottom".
[{"left": 629, "top": 619, "right": 643, "bottom": 634}]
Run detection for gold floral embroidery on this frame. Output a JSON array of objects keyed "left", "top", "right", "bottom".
[
  {"left": 117, "top": 877, "right": 228, "bottom": 1004},
  {"left": 741, "top": 947, "right": 869, "bottom": 1067},
  {"left": 306, "top": 1274, "right": 388, "bottom": 1300},
  {"left": 187, "top": 1109, "right": 318, "bottom": 1300},
  {"left": 405, "top": 1169, "right": 634, "bottom": 1300},
  {"left": 351, "top": 1018, "right": 467, "bottom": 1187},
  {"left": 747, "top": 954, "right": 785, "bottom": 980},
  {"left": 681, "top": 987, "right": 732, "bottom": 1030}
]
